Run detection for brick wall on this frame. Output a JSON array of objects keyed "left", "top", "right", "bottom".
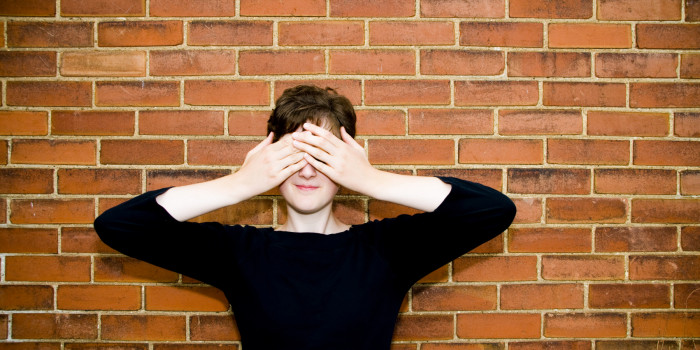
[{"left": 1, "top": 0, "right": 699, "bottom": 348}]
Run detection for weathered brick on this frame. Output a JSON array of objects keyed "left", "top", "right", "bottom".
[
  {"left": 631, "top": 256, "right": 700, "bottom": 280},
  {"left": 597, "top": 340, "right": 679, "bottom": 350},
  {"left": 587, "top": 111, "right": 668, "bottom": 137},
  {"left": 589, "top": 284, "right": 670, "bottom": 309},
  {"left": 280, "top": 21, "right": 364, "bottom": 45},
  {"left": 330, "top": 50, "right": 414, "bottom": 75},
  {"left": 0, "top": 51, "right": 56, "bottom": 76},
  {"left": 94, "top": 256, "right": 179, "bottom": 283},
  {"left": 139, "top": 110, "right": 224, "bottom": 135},
  {"left": 632, "top": 313, "right": 700, "bottom": 337},
  {"left": 96, "top": 81, "right": 180, "bottom": 107},
  {"left": 185, "top": 80, "right": 269, "bottom": 106},
  {"left": 637, "top": 24, "right": 700, "bottom": 49},
  {"left": 0, "top": 285, "right": 53, "bottom": 310},
  {"left": 6, "top": 256, "right": 91, "bottom": 282},
  {"left": 193, "top": 199, "right": 273, "bottom": 225},
  {"left": 61, "top": 51, "right": 146, "bottom": 77},
  {"left": 394, "top": 315, "right": 453, "bottom": 341},
  {"left": 421, "top": 50, "right": 504, "bottom": 75},
  {"left": 596, "top": 53, "right": 677, "bottom": 78},
  {"left": 598, "top": 0, "right": 681, "bottom": 20},
  {"left": 146, "top": 169, "right": 230, "bottom": 191},
  {"left": 460, "top": 22, "right": 542, "bottom": 47},
  {"left": 548, "top": 139, "right": 628, "bottom": 165},
  {"left": 421, "top": 0, "right": 504, "bottom": 18},
  {"left": 187, "top": 140, "right": 258, "bottom": 165},
  {"left": 454, "top": 256, "right": 538, "bottom": 281},
  {"left": 188, "top": 317, "right": 240, "bottom": 342},
  {"left": 501, "top": 284, "right": 584, "bottom": 309},
  {"left": 634, "top": 140, "right": 700, "bottom": 166},
  {"left": 357, "top": 109, "right": 405, "bottom": 135},
  {"left": 543, "top": 256, "right": 626, "bottom": 280},
  {"left": 52, "top": 110, "right": 135, "bottom": 136},
  {"left": 545, "top": 313, "right": 627, "bottom": 338},
  {"left": 546, "top": 197, "right": 627, "bottom": 223},
  {"left": 594, "top": 169, "right": 676, "bottom": 195},
  {"left": 681, "top": 54, "right": 700, "bottom": 78},
  {"left": 146, "top": 286, "right": 228, "bottom": 312},
  {"left": 365, "top": 80, "right": 450, "bottom": 105},
  {"left": 58, "top": 168, "right": 141, "bottom": 195},
  {"left": 0, "top": 168, "right": 53, "bottom": 194},
  {"left": 510, "top": 0, "right": 592, "bottom": 18},
  {"left": 0, "top": 227, "right": 57, "bottom": 253},
  {"left": 499, "top": 110, "right": 582, "bottom": 135},
  {"left": 368, "top": 139, "right": 454, "bottom": 165},
  {"left": 549, "top": 23, "right": 631, "bottom": 48},
  {"left": 151, "top": 50, "right": 235, "bottom": 76},
  {"left": 508, "top": 51, "right": 590, "bottom": 77},
  {"left": 150, "top": 0, "right": 235, "bottom": 16},
  {"left": 681, "top": 170, "right": 700, "bottom": 195},
  {"left": 8, "top": 22, "right": 93, "bottom": 47},
  {"left": 276, "top": 80, "right": 363, "bottom": 105},
  {"left": 7, "top": 81, "right": 91, "bottom": 107},
  {"left": 0, "top": 0, "right": 55, "bottom": 16},
  {"left": 512, "top": 197, "right": 543, "bottom": 224},
  {"left": 508, "top": 227, "right": 591, "bottom": 252},
  {"left": 675, "top": 284, "right": 700, "bottom": 308},
  {"left": 188, "top": 21, "right": 272, "bottom": 46},
  {"left": 510, "top": 341, "right": 591, "bottom": 350},
  {"left": 61, "top": 0, "right": 145, "bottom": 16},
  {"left": 456, "top": 81, "right": 538, "bottom": 106},
  {"left": 459, "top": 139, "right": 542, "bottom": 164},
  {"left": 417, "top": 168, "right": 502, "bottom": 191},
  {"left": 57, "top": 285, "right": 141, "bottom": 311},
  {"left": 457, "top": 314, "right": 540, "bottom": 339},
  {"left": 0, "top": 111, "right": 48, "bottom": 135},
  {"left": 228, "top": 111, "right": 269, "bottom": 136},
  {"left": 690, "top": 0, "right": 700, "bottom": 21},
  {"left": 101, "top": 140, "right": 184, "bottom": 165},
  {"left": 368, "top": 200, "right": 422, "bottom": 220},
  {"left": 240, "top": 50, "right": 324, "bottom": 75},
  {"left": 631, "top": 83, "right": 700, "bottom": 108},
  {"left": 101, "top": 315, "right": 186, "bottom": 341},
  {"left": 682, "top": 227, "right": 700, "bottom": 251},
  {"left": 409, "top": 109, "right": 492, "bottom": 135},
  {"left": 413, "top": 285, "right": 497, "bottom": 311},
  {"left": 61, "top": 227, "right": 118, "bottom": 254},
  {"left": 11, "top": 139, "right": 96, "bottom": 165},
  {"left": 675, "top": 111, "right": 700, "bottom": 139},
  {"left": 98, "top": 21, "right": 183, "bottom": 47},
  {"left": 370, "top": 22, "right": 454, "bottom": 45},
  {"left": 508, "top": 168, "right": 589, "bottom": 194},
  {"left": 13, "top": 313, "right": 97, "bottom": 339},
  {"left": 544, "top": 82, "right": 625, "bottom": 107},
  {"left": 243, "top": 0, "right": 325, "bottom": 16},
  {"left": 632, "top": 199, "right": 700, "bottom": 224},
  {"left": 330, "top": 0, "right": 414, "bottom": 17}
]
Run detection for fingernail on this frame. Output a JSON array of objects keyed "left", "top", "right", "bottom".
[{"left": 292, "top": 132, "right": 300, "bottom": 138}]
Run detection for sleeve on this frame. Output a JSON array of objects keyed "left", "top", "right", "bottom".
[
  {"left": 367, "top": 176, "right": 517, "bottom": 288},
  {"left": 93, "top": 188, "right": 239, "bottom": 290}
]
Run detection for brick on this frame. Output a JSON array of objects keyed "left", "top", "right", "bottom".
[
  {"left": 546, "top": 197, "right": 626, "bottom": 223},
  {"left": 632, "top": 199, "right": 700, "bottom": 224},
  {"left": 589, "top": 284, "right": 670, "bottom": 309},
  {"left": 229, "top": 111, "right": 269, "bottom": 136},
  {"left": 512, "top": 198, "right": 543, "bottom": 224},
  {"left": 456, "top": 81, "right": 538, "bottom": 106},
  {"left": 62, "top": 227, "right": 118, "bottom": 254},
  {"left": 8, "top": 22, "right": 93, "bottom": 47},
  {"left": 280, "top": 21, "right": 364, "bottom": 46},
  {"left": 460, "top": 22, "right": 542, "bottom": 47},
  {"left": 507, "top": 168, "right": 589, "bottom": 195},
  {"left": 58, "top": 168, "right": 141, "bottom": 195},
  {"left": 632, "top": 313, "right": 700, "bottom": 337},
  {"left": 631, "top": 83, "right": 700, "bottom": 108},
  {"left": 409, "top": 109, "right": 492, "bottom": 135},
  {"left": 52, "top": 110, "right": 135, "bottom": 136},
  {"left": 596, "top": 340, "right": 679, "bottom": 350},
  {"left": 682, "top": 226, "right": 700, "bottom": 251},
  {"left": 594, "top": 169, "right": 676, "bottom": 195},
  {"left": 681, "top": 54, "right": 700, "bottom": 78},
  {"left": 147, "top": 169, "right": 230, "bottom": 191},
  {"left": 588, "top": 111, "right": 668, "bottom": 137},
  {"left": 146, "top": 286, "right": 228, "bottom": 311},
  {"left": 393, "top": 315, "right": 453, "bottom": 341},
  {"left": 690, "top": 0, "right": 700, "bottom": 20},
  {"left": 356, "top": 109, "right": 405, "bottom": 136},
  {"left": 0, "top": 111, "right": 48, "bottom": 135},
  {"left": 681, "top": 171, "right": 700, "bottom": 195},
  {"left": 510, "top": 342, "right": 590, "bottom": 350},
  {"left": 0, "top": 142, "right": 5, "bottom": 164},
  {"left": 66, "top": 344, "right": 147, "bottom": 350},
  {"left": 501, "top": 284, "right": 584, "bottom": 309},
  {"left": 634, "top": 140, "right": 700, "bottom": 166},
  {"left": 675, "top": 113, "right": 700, "bottom": 137},
  {"left": 57, "top": 285, "right": 140, "bottom": 311},
  {"left": 6, "top": 256, "right": 91, "bottom": 282},
  {"left": 510, "top": 0, "right": 592, "bottom": 18},
  {"left": 140, "top": 110, "right": 224, "bottom": 136},
  {"left": 99, "top": 20, "right": 182, "bottom": 47},
  {"left": 548, "top": 139, "right": 628, "bottom": 165},
  {"left": 193, "top": 199, "right": 273, "bottom": 225},
  {"left": 151, "top": 0, "right": 235, "bottom": 16},
  {"left": 413, "top": 285, "right": 497, "bottom": 311},
  {"left": 416, "top": 168, "right": 503, "bottom": 191},
  {"left": 637, "top": 24, "right": 700, "bottom": 49},
  {"left": 275, "top": 80, "right": 362, "bottom": 105},
  {"left": 370, "top": 21, "right": 454, "bottom": 45},
  {"left": 240, "top": 50, "right": 324, "bottom": 75},
  {"left": 544, "top": 82, "right": 625, "bottom": 107},
  {"left": 96, "top": 81, "right": 180, "bottom": 107},
  {"left": 242, "top": 0, "right": 324, "bottom": 15},
  {"left": 11, "top": 198, "right": 93, "bottom": 224},
  {"left": 0, "top": 314, "right": 5, "bottom": 339},
  {"left": 101, "top": 140, "right": 184, "bottom": 165},
  {"left": 596, "top": 53, "right": 677, "bottom": 78},
  {"left": 95, "top": 256, "right": 179, "bottom": 283},
  {"left": 330, "top": 50, "right": 414, "bottom": 75},
  {"left": 365, "top": 80, "right": 450, "bottom": 105},
  {"left": 675, "top": 284, "right": 700, "bottom": 308},
  {"left": 596, "top": 226, "right": 677, "bottom": 252},
  {"left": 11, "top": 139, "right": 96, "bottom": 165},
  {"left": 154, "top": 345, "right": 237, "bottom": 350},
  {"left": 188, "top": 21, "right": 272, "bottom": 46},
  {"left": 368, "top": 139, "right": 454, "bottom": 165},
  {"left": 0, "top": 0, "right": 55, "bottom": 15},
  {"left": 150, "top": 50, "right": 235, "bottom": 76},
  {"left": 459, "top": 139, "right": 543, "bottom": 164},
  {"left": 421, "top": 50, "right": 504, "bottom": 75},
  {"left": 550, "top": 23, "right": 631, "bottom": 48},
  {"left": 508, "top": 51, "right": 590, "bottom": 77},
  {"left": 185, "top": 80, "right": 269, "bottom": 106},
  {"left": 457, "top": 313, "right": 540, "bottom": 339},
  {"left": 454, "top": 256, "right": 538, "bottom": 281},
  {"left": 421, "top": 0, "right": 504, "bottom": 18},
  {"left": 545, "top": 313, "right": 626, "bottom": 338},
  {"left": 13, "top": 314, "right": 97, "bottom": 339},
  {"left": 62, "top": 0, "right": 144, "bottom": 16},
  {"left": 186, "top": 140, "right": 256, "bottom": 166},
  {"left": 630, "top": 256, "right": 700, "bottom": 280},
  {"left": 190, "top": 315, "right": 241, "bottom": 341},
  {"left": 0, "top": 285, "right": 53, "bottom": 310},
  {"left": 61, "top": 51, "right": 146, "bottom": 77},
  {"left": 7, "top": 81, "right": 91, "bottom": 107},
  {"left": 508, "top": 227, "right": 591, "bottom": 253},
  {"left": 0, "top": 168, "right": 53, "bottom": 194},
  {"left": 0, "top": 227, "right": 57, "bottom": 253},
  {"left": 0, "top": 51, "right": 56, "bottom": 76},
  {"left": 499, "top": 110, "right": 582, "bottom": 135},
  {"left": 330, "top": 0, "right": 414, "bottom": 17},
  {"left": 543, "top": 256, "right": 625, "bottom": 280},
  {"left": 599, "top": 0, "right": 681, "bottom": 20},
  {"left": 101, "top": 315, "right": 185, "bottom": 341}
]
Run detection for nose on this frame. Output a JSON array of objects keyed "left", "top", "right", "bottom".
[{"left": 298, "top": 162, "right": 317, "bottom": 179}]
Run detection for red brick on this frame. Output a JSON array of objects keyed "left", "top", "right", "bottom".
[
  {"left": 637, "top": 24, "right": 700, "bottom": 49},
  {"left": 454, "top": 256, "right": 538, "bottom": 281},
  {"left": 459, "top": 139, "right": 543, "bottom": 164},
  {"left": 546, "top": 197, "right": 626, "bottom": 223},
  {"left": 229, "top": 111, "right": 269, "bottom": 136},
  {"left": 499, "top": 110, "right": 581, "bottom": 135},
  {"left": 508, "top": 51, "right": 590, "bottom": 77},
  {"left": 140, "top": 110, "right": 224, "bottom": 136},
  {"left": 65, "top": 344, "right": 147, "bottom": 350},
  {"left": 393, "top": 315, "right": 453, "bottom": 340},
  {"left": 421, "top": 50, "right": 504, "bottom": 75},
  {"left": 330, "top": 50, "right": 414, "bottom": 75},
  {"left": 150, "top": 0, "right": 235, "bottom": 16},
  {"left": 512, "top": 197, "right": 543, "bottom": 224},
  {"left": 193, "top": 199, "right": 273, "bottom": 226},
  {"left": 356, "top": 110, "right": 405, "bottom": 136},
  {"left": 675, "top": 113, "right": 700, "bottom": 137},
  {"left": 280, "top": 21, "right": 363, "bottom": 45},
  {"left": 598, "top": 340, "right": 680, "bottom": 350},
  {"left": 632, "top": 199, "right": 700, "bottom": 224},
  {"left": 58, "top": 168, "right": 141, "bottom": 195},
  {"left": 588, "top": 111, "right": 668, "bottom": 137},
  {"left": 7, "top": 81, "right": 91, "bottom": 107},
  {"left": 681, "top": 170, "right": 700, "bottom": 195},
  {"left": 188, "top": 21, "right": 272, "bottom": 46},
  {"left": 457, "top": 313, "right": 540, "bottom": 339},
  {"left": 154, "top": 345, "right": 237, "bottom": 350},
  {"left": 52, "top": 110, "right": 135, "bottom": 136},
  {"left": 510, "top": 0, "right": 592, "bottom": 18},
  {"left": 0, "top": 168, "right": 53, "bottom": 194},
  {"left": 190, "top": 315, "right": 240, "bottom": 341},
  {"left": 150, "top": 50, "right": 235, "bottom": 76},
  {"left": 277, "top": 80, "right": 362, "bottom": 104},
  {"left": 367, "top": 200, "right": 423, "bottom": 220},
  {"left": 61, "top": 51, "right": 146, "bottom": 77},
  {"left": 456, "top": 81, "right": 538, "bottom": 106},
  {"left": 11, "top": 139, "right": 96, "bottom": 165},
  {"left": 598, "top": 0, "right": 681, "bottom": 20},
  {"left": 501, "top": 284, "right": 584, "bottom": 309},
  {"left": 421, "top": 0, "right": 503, "bottom": 17},
  {"left": 0, "top": 111, "right": 48, "bottom": 135},
  {"left": 544, "top": 82, "right": 625, "bottom": 107},
  {"left": 0, "top": 285, "right": 53, "bottom": 310},
  {"left": 690, "top": 0, "right": 700, "bottom": 21},
  {"left": 681, "top": 54, "right": 700, "bottom": 78},
  {"left": 510, "top": 341, "right": 590, "bottom": 350},
  {"left": 13, "top": 313, "right": 97, "bottom": 339},
  {"left": 61, "top": 0, "right": 144, "bottom": 16},
  {"left": 596, "top": 226, "right": 677, "bottom": 253},
  {"left": 368, "top": 139, "right": 454, "bottom": 165},
  {"left": 0, "top": 227, "right": 57, "bottom": 253},
  {"left": 366, "top": 80, "right": 450, "bottom": 105},
  {"left": 594, "top": 169, "right": 676, "bottom": 195},
  {"left": 101, "top": 140, "right": 184, "bottom": 165},
  {"left": 416, "top": 168, "right": 503, "bottom": 191},
  {"left": 596, "top": 53, "right": 677, "bottom": 78},
  {"left": 509, "top": 227, "right": 591, "bottom": 253},
  {"left": 0, "top": 51, "right": 56, "bottom": 76},
  {"left": 0, "top": 141, "right": 5, "bottom": 164},
  {"left": 185, "top": 80, "right": 269, "bottom": 106},
  {"left": 543, "top": 256, "right": 625, "bottom": 280},
  {"left": 631, "top": 83, "right": 700, "bottom": 108},
  {"left": 0, "top": 0, "right": 55, "bottom": 16},
  {"left": 330, "top": 0, "right": 414, "bottom": 17},
  {"left": 545, "top": 313, "right": 626, "bottom": 338},
  {"left": 589, "top": 284, "right": 670, "bottom": 309},
  {"left": 413, "top": 285, "right": 497, "bottom": 311},
  {"left": 682, "top": 226, "right": 700, "bottom": 251},
  {"left": 96, "top": 81, "right": 179, "bottom": 107},
  {"left": 6, "top": 256, "right": 91, "bottom": 282},
  {"left": 631, "top": 256, "right": 700, "bottom": 280},
  {"left": 548, "top": 139, "right": 628, "bottom": 165},
  {"left": 460, "top": 22, "right": 542, "bottom": 47},
  {"left": 632, "top": 313, "right": 700, "bottom": 337},
  {"left": 146, "top": 286, "right": 228, "bottom": 312},
  {"left": 61, "top": 227, "right": 118, "bottom": 254},
  {"left": 507, "top": 168, "right": 589, "bottom": 195},
  {"left": 239, "top": 50, "right": 324, "bottom": 75},
  {"left": 11, "top": 198, "right": 94, "bottom": 224},
  {"left": 101, "top": 315, "right": 185, "bottom": 341},
  {"left": 99, "top": 21, "right": 182, "bottom": 46},
  {"left": 187, "top": 140, "right": 258, "bottom": 166},
  {"left": 7, "top": 22, "right": 93, "bottom": 47},
  {"left": 675, "top": 284, "right": 700, "bottom": 308},
  {"left": 370, "top": 21, "right": 454, "bottom": 45},
  {"left": 550, "top": 23, "right": 631, "bottom": 48},
  {"left": 94, "top": 256, "right": 179, "bottom": 283},
  {"left": 242, "top": 0, "right": 324, "bottom": 16},
  {"left": 634, "top": 140, "right": 700, "bottom": 166},
  {"left": 57, "top": 285, "right": 140, "bottom": 311},
  {"left": 409, "top": 109, "right": 492, "bottom": 135}
]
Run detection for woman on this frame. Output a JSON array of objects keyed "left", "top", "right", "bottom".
[{"left": 94, "top": 85, "right": 516, "bottom": 349}]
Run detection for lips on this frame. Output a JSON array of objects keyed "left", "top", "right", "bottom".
[{"left": 295, "top": 185, "right": 319, "bottom": 191}]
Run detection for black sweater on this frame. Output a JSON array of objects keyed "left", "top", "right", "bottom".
[{"left": 93, "top": 177, "right": 516, "bottom": 350}]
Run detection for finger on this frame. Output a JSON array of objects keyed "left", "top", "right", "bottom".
[
  {"left": 250, "top": 132, "right": 274, "bottom": 154},
  {"left": 278, "top": 150, "right": 305, "bottom": 168},
  {"left": 278, "top": 157, "right": 308, "bottom": 179},
  {"left": 293, "top": 129, "right": 338, "bottom": 155},
  {"left": 303, "top": 122, "right": 343, "bottom": 146},
  {"left": 303, "top": 153, "right": 333, "bottom": 175},
  {"left": 340, "top": 127, "right": 364, "bottom": 152},
  {"left": 292, "top": 139, "right": 333, "bottom": 164}
]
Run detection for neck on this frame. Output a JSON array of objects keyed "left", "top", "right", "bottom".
[{"left": 278, "top": 202, "right": 349, "bottom": 234}]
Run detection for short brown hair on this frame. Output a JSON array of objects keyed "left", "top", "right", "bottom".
[{"left": 267, "top": 85, "right": 356, "bottom": 142}]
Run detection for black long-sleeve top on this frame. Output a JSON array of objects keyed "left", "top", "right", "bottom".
[{"left": 93, "top": 177, "right": 516, "bottom": 350}]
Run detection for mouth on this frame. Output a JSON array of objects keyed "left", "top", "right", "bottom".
[{"left": 295, "top": 185, "right": 319, "bottom": 191}]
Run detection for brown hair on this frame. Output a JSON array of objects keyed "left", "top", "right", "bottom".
[{"left": 267, "top": 85, "right": 357, "bottom": 142}]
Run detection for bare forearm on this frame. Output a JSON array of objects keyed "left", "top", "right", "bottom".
[{"left": 361, "top": 169, "right": 452, "bottom": 212}]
